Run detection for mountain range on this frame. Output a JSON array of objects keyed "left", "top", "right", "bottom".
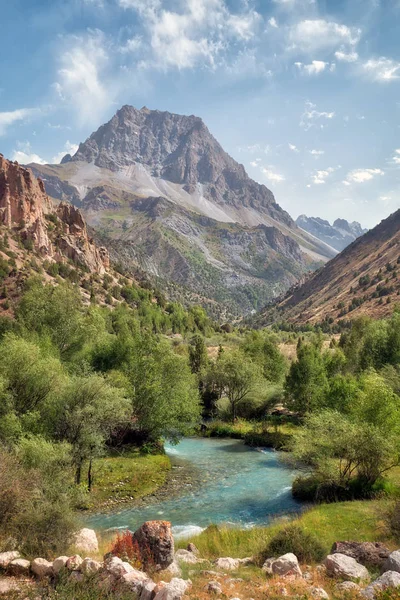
[
  {"left": 30, "top": 105, "right": 335, "bottom": 318},
  {"left": 296, "top": 215, "right": 368, "bottom": 253}
]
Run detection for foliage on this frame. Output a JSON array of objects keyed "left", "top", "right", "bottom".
[
  {"left": 285, "top": 342, "right": 328, "bottom": 414},
  {"left": 261, "top": 524, "right": 326, "bottom": 563},
  {"left": 240, "top": 331, "right": 288, "bottom": 383}
]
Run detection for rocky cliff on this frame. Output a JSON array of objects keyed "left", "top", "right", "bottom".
[
  {"left": 296, "top": 215, "right": 367, "bottom": 252},
  {"left": 0, "top": 154, "right": 109, "bottom": 274}
]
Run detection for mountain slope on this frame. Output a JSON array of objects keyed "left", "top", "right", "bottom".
[
  {"left": 296, "top": 215, "right": 367, "bottom": 252},
  {"left": 259, "top": 209, "right": 400, "bottom": 326},
  {"left": 31, "top": 105, "right": 335, "bottom": 317}
]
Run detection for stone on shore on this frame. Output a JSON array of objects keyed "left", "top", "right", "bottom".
[
  {"left": 31, "top": 558, "right": 53, "bottom": 578},
  {"left": 73, "top": 528, "right": 99, "bottom": 553},
  {"left": 271, "top": 553, "right": 302, "bottom": 577},
  {"left": 332, "top": 542, "right": 390, "bottom": 568},
  {"left": 324, "top": 553, "right": 370, "bottom": 582},
  {"left": 8, "top": 559, "right": 30, "bottom": 577},
  {"left": 52, "top": 556, "right": 69, "bottom": 574},
  {"left": 362, "top": 571, "right": 400, "bottom": 599},
  {"left": 133, "top": 521, "right": 174, "bottom": 571},
  {"left": 0, "top": 552, "right": 20, "bottom": 570},
  {"left": 381, "top": 550, "right": 400, "bottom": 574}
]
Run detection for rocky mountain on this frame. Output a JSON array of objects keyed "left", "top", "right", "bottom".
[
  {"left": 258, "top": 209, "right": 400, "bottom": 327},
  {"left": 31, "top": 105, "right": 335, "bottom": 317},
  {"left": 296, "top": 215, "right": 368, "bottom": 252}
]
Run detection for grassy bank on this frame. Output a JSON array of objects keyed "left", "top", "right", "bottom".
[
  {"left": 176, "top": 498, "right": 396, "bottom": 560},
  {"left": 202, "top": 418, "right": 299, "bottom": 450},
  {"left": 86, "top": 448, "right": 171, "bottom": 510}
]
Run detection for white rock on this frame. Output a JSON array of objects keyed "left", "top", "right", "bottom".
[
  {"left": 215, "top": 558, "right": 240, "bottom": 570},
  {"left": 73, "top": 528, "right": 99, "bottom": 553},
  {"left": 52, "top": 556, "right": 69, "bottom": 574},
  {"left": 324, "top": 553, "right": 370, "bottom": 582},
  {"left": 31, "top": 558, "right": 53, "bottom": 578},
  {"left": 66, "top": 555, "right": 83, "bottom": 571},
  {"left": 140, "top": 580, "right": 157, "bottom": 600},
  {"left": 154, "top": 577, "right": 191, "bottom": 600},
  {"left": 164, "top": 560, "right": 182, "bottom": 577},
  {"left": 205, "top": 580, "right": 222, "bottom": 595},
  {"left": 262, "top": 557, "right": 276, "bottom": 575},
  {"left": 382, "top": 550, "right": 400, "bottom": 574},
  {"left": 120, "top": 568, "right": 150, "bottom": 594},
  {"left": 362, "top": 571, "right": 400, "bottom": 599},
  {"left": 0, "top": 552, "right": 20, "bottom": 570},
  {"left": 310, "top": 586, "right": 329, "bottom": 599},
  {"left": 80, "top": 558, "right": 102, "bottom": 574},
  {"left": 271, "top": 553, "right": 302, "bottom": 577},
  {"left": 335, "top": 581, "right": 361, "bottom": 594},
  {"left": 175, "top": 549, "right": 199, "bottom": 564},
  {"left": 105, "top": 556, "right": 134, "bottom": 578},
  {"left": 9, "top": 558, "right": 30, "bottom": 576},
  {"left": 0, "top": 578, "right": 18, "bottom": 596}
]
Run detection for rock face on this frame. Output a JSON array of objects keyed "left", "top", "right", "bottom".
[
  {"left": 296, "top": 215, "right": 367, "bottom": 252},
  {"left": 73, "top": 528, "right": 99, "bottom": 554},
  {"left": 362, "top": 571, "right": 400, "bottom": 599},
  {"left": 0, "top": 154, "right": 52, "bottom": 254},
  {"left": 133, "top": 521, "right": 175, "bottom": 571},
  {"left": 331, "top": 541, "right": 390, "bottom": 568},
  {"left": 324, "top": 553, "right": 370, "bottom": 582}
]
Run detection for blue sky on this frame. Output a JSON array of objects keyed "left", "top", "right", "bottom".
[{"left": 1, "top": 0, "right": 399, "bottom": 228}]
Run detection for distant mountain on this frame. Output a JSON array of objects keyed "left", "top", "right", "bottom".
[
  {"left": 258, "top": 209, "right": 400, "bottom": 326},
  {"left": 296, "top": 215, "right": 368, "bottom": 252},
  {"left": 31, "top": 105, "right": 335, "bottom": 317}
]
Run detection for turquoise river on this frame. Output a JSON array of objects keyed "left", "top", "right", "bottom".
[{"left": 87, "top": 438, "right": 301, "bottom": 539}]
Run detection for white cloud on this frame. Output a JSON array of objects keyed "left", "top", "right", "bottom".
[
  {"left": 346, "top": 168, "right": 384, "bottom": 183},
  {"left": 289, "top": 19, "right": 361, "bottom": 53},
  {"left": 261, "top": 167, "right": 285, "bottom": 183},
  {"left": 120, "top": 36, "right": 142, "bottom": 53},
  {"left": 310, "top": 149, "right": 325, "bottom": 156},
  {"left": 335, "top": 49, "right": 358, "bottom": 62},
  {"left": 268, "top": 17, "right": 278, "bottom": 28},
  {"left": 288, "top": 143, "right": 299, "bottom": 152},
  {"left": 11, "top": 141, "right": 46, "bottom": 165},
  {"left": 300, "top": 101, "right": 335, "bottom": 130},
  {"left": 311, "top": 167, "right": 335, "bottom": 185},
  {"left": 52, "top": 141, "right": 79, "bottom": 164},
  {"left": 295, "top": 60, "right": 329, "bottom": 75},
  {"left": 363, "top": 57, "right": 400, "bottom": 81},
  {"left": 0, "top": 108, "right": 39, "bottom": 136},
  {"left": 54, "top": 30, "right": 115, "bottom": 126},
  {"left": 392, "top": 149, "right": 400, "bottom": 165}
]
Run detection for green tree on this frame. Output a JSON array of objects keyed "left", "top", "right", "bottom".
[
  {"left": 241, "top": 331, "right": 287, "bottom": 383},
  {"left": 188, "top": 334, "right": 208, "bottom": 374},
  {"left": 285, "top": 344, "right": 328, "bottom": 414}
]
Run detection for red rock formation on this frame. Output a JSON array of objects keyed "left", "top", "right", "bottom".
[
  {"left": 0, "top": 154, "right": 109, "bottom": 274},
  {"left": 0, "top": 154, "right": 52, "bottom": 254}
]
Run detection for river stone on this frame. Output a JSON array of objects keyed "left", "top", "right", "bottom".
[
  {"left": 31, "top": 558, "right": 53, "bottom": 578},
  {"left": 362, "top": 571, "right": 400, "bottom": 599},
  {"left": 133, "top": 521, "right": 174, "bottom": 571},
  {"left": 215, "top": 558, "right": 240, "bottom": 570},
  {"left": 80, "top": 558, "right": 102, "bottom": 574},
  {"left": 9, "top": 558, "right": 30, "bottom": 576},
  {"left": 52, "top": 556, "right": 69, "bottom": 574},
  {"left": 0, "top": 552, "right": 20, "bottom": 570},
  {"left": 324, "top": 553, "right": 370, "bottom": 581},
  {"left": 382, "top": 550, "right": 400, "bottom": 574},
  {"left": 310, "top": 586, "right": 329, "bottom": 599},
  {"left": 332, "top": 542, "right": 390, "bottom": 568},
  {"left": 73, "top": 528, "right": 99, "bottom": 553},
  {"left": 271, "top": 553, "right": 302, "bottom": 577},
  {"left": 153, "top": 577, "right": 191, "bottom": 600}
]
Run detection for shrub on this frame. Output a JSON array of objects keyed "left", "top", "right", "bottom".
[
  {"left": 110, "top": 530, "right": 140, "bottom": 563},
  {"left": 385, "top": 501, "right": 400, "bottom": 542},
  {"left": 261, "top": 524, "right": 325, "bottom": 564}
]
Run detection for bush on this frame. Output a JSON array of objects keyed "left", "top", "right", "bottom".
[
  {"left": 385, "top": 501, "right": 400, "bottom": 542},
  {"left": 260, "top": 523, "right": 325, "bottom": 564}
]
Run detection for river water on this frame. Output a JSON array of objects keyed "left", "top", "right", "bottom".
[{"left": 87, "top": 438, "right": 301, "bottom": 539}]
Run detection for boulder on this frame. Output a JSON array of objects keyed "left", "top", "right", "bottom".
[
  {"left": 80, "top": 558, "right": 102, "bottom": 575},
  {"left": 133, "top": 521, "right": 174, "bottom": 571},
  {"left": 140, "top": 580, "right": 157, "bottom": 600},
  {"left": 382, "top": 550, "right": 400, "bottom": 574},
  {"left": 52, "top": 556, "right": 69, "bottom": 574},
  {"left": 120, "top": 568, "right": 151, "bottom": 594},
  {"left": 215, "top": 557, "right": 240, "bottom": 570},
  {"left": 205, "top": 580, "right": 222, "bottom": 595},
  {"left": 73, "top": 528, "right": 99, "bottom": 553},
  {"left": 69, "top": 570, "right": 84, "bottom": 583},
  {"left": 262, "top": 557, "right": 276, "bottom": 575},
  {"left": 153, "top": 578, "right": 191, "bottom": 600},
  {"left": 324, "top": 553, "right": 370, "bottom": 582},
  {"left": 271, "top": 553, "right": 302, "bottom": 577},
  {"left": 105, "top": 556, "right": 135, "bottom": 578},
  {"left": 164, "top": 560, "right": 182, "bottom": 577},
  {"left": 332, "top": 542, "right": 390, "bottom": 568},
  {"left": 66, "top": 555, "right": 83, "bottom": 571},
  {"left": 175, "top": 549, "right": 199, "bottom": 564},
  {"left": 362, "top": 571, "right": 400, "bottom": 599},
  {"left": 187, "top": 543, "right": 199, "bottom": 555},
  {"left": 8, "top": 559, "right": 30, "bottom": 576},
  {"left": 310, "top": 587, "right": 329, "bottom": 599},
  {"left": 0, "top": 552, "right": 20, "bottom": 570},
  {"left": 31, "top": 558, "right": 53, "bottom": 578}
]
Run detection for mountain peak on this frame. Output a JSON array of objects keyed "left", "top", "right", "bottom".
[{"left": 296, "top": 214, "right": 367, "bottom": 252}]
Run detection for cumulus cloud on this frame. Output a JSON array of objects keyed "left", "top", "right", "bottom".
[
  {"left": 261, "top": 167, "right": 285, "bottom": 183},
  {"left": 289, "top": 19, "right": 361, "bottom": 53},
  {"left": 11, "top": 141, "right": 46, "bottom": 165},
  {"left": 268, "top": 17, "right": 278, "bottom": 28},
  {"left": 52, "top": 141, "right": 79, "bottom": 164},
  {"left": 300, "top": 101, "right": 335, "bottom": 130},
  {"left": 288, "top": 143, "right": 299, "bottom": 152},
  {"left": 0, "top": 108, "right": 39, "bottom": 136},
  {"left": 310, "top": 149, "right": 325, "bottom": 156},
  {"left": 295, "top": 60, "right": 331, "bottom": 75},
  {"left": 345, "top": 168, "right": 384, "bottom": 183},
  {"left": 335, "top": 49, "right": 358, "bottom": 62},
  {"left": 362, "top": 57, "right": 400, "bottom": 81},
  {"left": 311, "top": 167, "right": 335, "bottom": 185},
  {"left": 392, "top": 149, "right": 400, "bottom": 165}
]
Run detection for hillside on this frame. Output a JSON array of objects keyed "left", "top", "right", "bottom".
[
  {"left": 296, "top": 215, "right": 367, "bottom": 252},
  {"left": 30, "top": 105, "right": 335, "bottom": 317},
  {"left": 258, "top": 208, "right": 400, "bottom": 327}
]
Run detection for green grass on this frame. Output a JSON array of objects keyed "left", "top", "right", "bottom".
[
  {"left": 87, "top": 448, "right": 171, "bottom": 510},
  {"left": 176, "top": 499, "right": 396, "bottom": 561}
]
